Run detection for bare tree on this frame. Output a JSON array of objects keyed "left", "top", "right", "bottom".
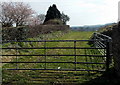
[
  {"left": 27, "top": 15, "right": 42, "bottom": 26},
  {"left": 0, "top": 2, "right": 35, "bottom": 27},
  {"left": 27, "top": 14, "right": 45, "bottom": 26},
  {"left": 38, "top": 14, "right": 45, "bottom": 24}
]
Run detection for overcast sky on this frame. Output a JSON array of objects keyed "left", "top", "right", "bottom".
[{"left": 1, "top": 0, "right": 120, "bottom": 26}]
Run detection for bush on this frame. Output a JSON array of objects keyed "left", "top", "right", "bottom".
[
  {"left": 29, "top": 25, "right": 69, "bottom": 35},
  {"left": 100, "top": 29, "right": 113, "bottom": 38},
  {"left": 112, "top": 24, "right": 120, "bottom": 77},
  {"left": 2, "top": 26, "right": 29, "bottom": 41},
  {"left": 2, "top": 25, "right": 70, "bottom": 41},
  {"left": 43, "top": 19, "right": 63, "bottom": 25}
]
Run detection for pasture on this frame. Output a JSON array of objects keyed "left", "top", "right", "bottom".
[{"left": 2, "top": 31, "right": 106, "bottom": 84}]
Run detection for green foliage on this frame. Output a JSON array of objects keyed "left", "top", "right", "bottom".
[{"left": 2, "top": 26, "right": 29, "bottom": 41}]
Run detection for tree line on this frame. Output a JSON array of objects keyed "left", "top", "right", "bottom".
[{"left": 0, "top": 2, "right": 70, "bottom": 27}]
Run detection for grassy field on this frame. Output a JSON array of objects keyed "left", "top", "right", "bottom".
[{"left": 2, "top": 31, "right": 110, "bottom": 84}]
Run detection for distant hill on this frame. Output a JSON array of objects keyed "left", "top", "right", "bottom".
[{"left": 70, "top": 23, "right": 116, "bottom": 31}]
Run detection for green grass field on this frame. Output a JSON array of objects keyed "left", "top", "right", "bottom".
[{"left": 2, "top": 31, "right": 108, "bottom": 84}]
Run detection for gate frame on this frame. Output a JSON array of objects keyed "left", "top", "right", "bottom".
[
  {"left": 1, "top": 33, "right": 112, "bottom": 72},
  {"left": 93, "top": 32, "right": 112, "bottom": 71}
]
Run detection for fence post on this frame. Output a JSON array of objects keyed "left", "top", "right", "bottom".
[
  {"left": 106, "top": 39, "right": 111, "bottom": 71},
  {"left": 74, "top": 40, "right": 76, "bottom": 70},
  {"left": 44, "top": 41, "right": 46, "bottom": 69}
]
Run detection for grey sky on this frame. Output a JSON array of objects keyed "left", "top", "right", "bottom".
[{"left": 1, "top": 0, "right": 120, "bottom": 26}]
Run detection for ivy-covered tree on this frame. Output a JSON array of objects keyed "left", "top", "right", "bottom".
[{"left": 44, "top": 4, "right": 61, "bottom": 23}]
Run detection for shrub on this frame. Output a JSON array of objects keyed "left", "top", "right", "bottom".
[
  {"left": 112, "top": 23, "right": 120, "bottom": 77},
  {"left": 2, "top": 25, "right": 70, "bottom": 41},
  {"left": 43, "top": 19, "right": 63, "bottom": 25},
  {"left": 2, "top": 26, "right": 29, "bottom": 41}
]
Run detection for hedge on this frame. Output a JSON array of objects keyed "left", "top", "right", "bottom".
[{"left": 2, "top": 25, "right": 69, "bottom": 41}]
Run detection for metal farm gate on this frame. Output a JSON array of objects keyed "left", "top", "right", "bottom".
[{"left": 1, "top": 33, "right": 112, "bottom": 72}]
